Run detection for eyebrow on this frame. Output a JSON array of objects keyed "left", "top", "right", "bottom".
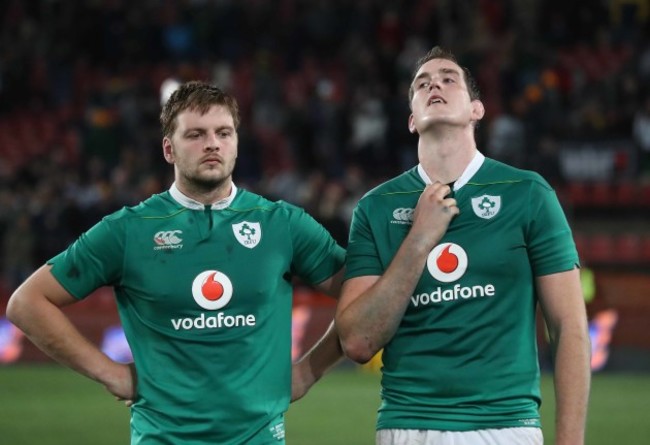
[
  {"left": 440, "top": 67, "right": 461, "bottom": 77},
  {"left": 182, "top": 125, "right": 234, "bottom": 134},
  {"left": 412, "top": 67, "right": 461, "bottom": 84}
]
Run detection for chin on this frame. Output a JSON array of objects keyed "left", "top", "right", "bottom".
[{"left": 188, "top": 174, "right": 226, "bottom": 189}]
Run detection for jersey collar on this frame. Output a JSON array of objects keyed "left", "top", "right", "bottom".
[
  {"left": 169, "top": 182, "right": 238, "bottom": 210},
  {"left": 417, "top": 151, "right": 485, "bottom": 191}
]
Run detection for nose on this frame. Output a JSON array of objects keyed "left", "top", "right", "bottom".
[
  {"left": 204, "top": 133, "right": 220, "bottom": 151},
  {"left": 429, "top": 79, "right": 441, "bottom": 91}
]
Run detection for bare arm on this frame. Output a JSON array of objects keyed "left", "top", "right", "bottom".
[
  {"left": 537, "top": 268, "right": 591, "bottom": 445},
  {"left": 336, "top": 183, "right": 457, "bottom": 363},
  {"left": 291, "top": 319, "right": 342, "bottom": 402},
  {"left": 313, "top": 265, "right": 346, "bottom": 299},
  {"left": 291, "top": 267, "right": 345, "bottom": 401},
  {"left": 6, "top": 264, "right": 135, "bottom": 401}
]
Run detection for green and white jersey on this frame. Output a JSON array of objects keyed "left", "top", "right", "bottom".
[
  {"left": 49, "top": 183, "right": 345, "bottom": 445},
  {"left": 345, "top": 152, "right": 578, "bottom": 431}
]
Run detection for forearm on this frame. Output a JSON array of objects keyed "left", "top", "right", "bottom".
[
  {"left": 551, "top": 325, "right": 591, "bottom": 445},
  {"left": 337, "top": 234, "right": 431, "bottom": 362},
  {"left": 291, "top": 321, "right": 343, "bottom": 402},
  {"left": 8, "top": 293, "right": 117, "bottom": 385},
  {"left": 296, "top": 321, "right": 342, "bottom": 382}
]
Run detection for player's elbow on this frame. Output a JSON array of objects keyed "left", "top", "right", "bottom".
[
  {"left": 6, "top": 292, "right": 27, "bottom": 327},
  {"left": 339, "top": 335, "right": 378, "bottom": 364},
  {"left": 336, "top": 308, "right": 382, "bottom": 363},
  {"left": 6, "top": 284, "right": 41, "bottom": 329}
]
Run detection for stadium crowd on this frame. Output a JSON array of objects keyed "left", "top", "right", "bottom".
[{"left": 1, "top": 0, "right": 649, "bottom": 295}]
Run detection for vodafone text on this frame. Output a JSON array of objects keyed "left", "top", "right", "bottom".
[
  {"left": 411, "top": 284, "right": 495, "bottom": 307},
  {"left": 171, "top": 312, "right": 256, "bottom": 330}
]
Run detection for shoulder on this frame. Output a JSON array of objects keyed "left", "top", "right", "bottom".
[
  {"left": 230, "top": 189, "right": 312, "bottom": 220},
  {"left": 477, "top": 158, "right": 553, "bottom": 192},
  {"left": 359, "top": 167, "right": 423, "bottom": 205},
  {"left": 102, "top": 192, "right": 185, "bottom": 223}
]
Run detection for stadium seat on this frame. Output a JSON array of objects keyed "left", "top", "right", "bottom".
[
  {"left": 566, "top": 182, "right": 591, "bottom": 207},
  {"left": 641, "top": 237, "right": 650, "bottom": 263},
  {"left": 639, "top": 184, "right": 650, "bottom": 208},
  {"left": 573, "top": 232, "right": 589, "bottom": 260},
  {"left": 591, "top": 182, "right": 612, "bottom": 207},
  {"left": 616, "top": 234, "right": 641, "bottom": 263},
  {"left": 613, "top": 182, "right": 637, "bottom": 208},
  {"left": 587, "top": 234, "right": 615, "bottom": 264}
]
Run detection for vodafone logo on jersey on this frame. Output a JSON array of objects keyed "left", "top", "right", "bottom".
[
  {"left": 426, "top": 243, "right": 468, "bottom": 283},
  {"left": 171, "top": 270, "right": 257, "bottom": 331},
  {"left": 191, "top": 270, "right": 233, "bottom": 310},
  {"left": 413, "top": 242, "right": 496, "bottom": 308}
]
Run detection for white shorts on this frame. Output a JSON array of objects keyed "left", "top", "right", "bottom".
[{"left": 376, "top": 427, "right": 543, "bottom": 445}]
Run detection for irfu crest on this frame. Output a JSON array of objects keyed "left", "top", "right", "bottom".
[
  {"left": 232, "top": 221, "right": 262, "bottom": 248},
  {"left": 471, "top": 195, "right": 501, "bottom": 219}
]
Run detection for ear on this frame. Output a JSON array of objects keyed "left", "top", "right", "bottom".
[
  {"left": 471, "top": 100, "right": 485, "bottom": 121},
  {"left": 407, "top": 113, "right": 418, "bottom": 134},
  {"left": 162, "top": 137, "right": 174, "bottom": 164}
]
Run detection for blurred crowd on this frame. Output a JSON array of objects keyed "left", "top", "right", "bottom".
[{"left": 1, "top": 0, "right": 649, "bottom": 294}]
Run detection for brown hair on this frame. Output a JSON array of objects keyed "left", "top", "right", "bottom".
[
  {"left": 160, "top": 81, "right": 240, "bottom": 137},
  {"left": 408, "top": 46, "right": 480, "bottom": 106}
]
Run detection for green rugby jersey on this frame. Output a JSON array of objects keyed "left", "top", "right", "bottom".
[
  {"left": 49, "top": 184, "right": 345, "bottom": 445},
  {"left": 345, "top": 153, "right": 578, "bottom": 431}
]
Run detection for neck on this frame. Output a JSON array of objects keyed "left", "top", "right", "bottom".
[
  {"left": 417, "top": 126, "right": 477, "bottom": 184},
  {"left": 176, "top": 178, "right": 233, "bottom": 205}
]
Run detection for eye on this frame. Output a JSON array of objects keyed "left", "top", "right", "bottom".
[
  {"left": 443, "top": 77, "right": 455, "bottom": 83},
  {"left": 186, "top": 132, "right": 201, "bottom": 139},
  {"left": 218, "top": 130, "right": 232, "bottom": 138},
  {"left": 418, "top": 81, "right": 430, "bottom": 89}
]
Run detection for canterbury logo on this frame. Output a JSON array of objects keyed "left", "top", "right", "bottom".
[
  {"left": 154, "top": 230, "right": 183, "bottom": 250},
  {"left": 391, "top": 207, "right": 414, "bottom": 224}
]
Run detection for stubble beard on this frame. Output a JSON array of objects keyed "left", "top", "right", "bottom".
[{"left": 182, "top": 162, "right": 235, "bottom": 195}]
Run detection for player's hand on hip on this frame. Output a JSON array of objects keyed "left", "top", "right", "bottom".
[
  {"left": 411, "top": 182, "right": 459, "bottom": 248},
  {"left": 104, "top": 361, "right": 137, "bottom": 405},
  {"left": 290, "top": 359, "right": 315, "bottom": 403}
]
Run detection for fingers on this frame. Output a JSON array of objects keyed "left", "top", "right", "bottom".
[
  {"left": 441, "top": 197, "right": 459, "bottom": 216},
  {"left": 423, "top": 182, "right": 452, "bottom": 201},
  {"left": 104, "top": 362, "right": 137, "bottom": 403},
  {"left": 410, "top": 182, "right": 459, "bottom": 248},
  {"left": 116, "top": 396, "right": 134, "bottom": 407},
  {"left": 421, "top": 183, "right": 459, "bottom": 215}
]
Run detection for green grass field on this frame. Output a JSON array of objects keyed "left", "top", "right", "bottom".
[{"left": 1, "top": 365, "right": 649, "bottom": 444}]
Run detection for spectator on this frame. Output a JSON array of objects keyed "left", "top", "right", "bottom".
[
  {"left": 633, "top": 95, "right": 650, "bottom": 178},
  {"left": 2, "top": 212, "right": 35, "bottom": 293}
]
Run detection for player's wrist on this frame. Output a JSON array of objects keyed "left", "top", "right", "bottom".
[{"left": 403, "top": 231, "right": 439, "bottom": 256}]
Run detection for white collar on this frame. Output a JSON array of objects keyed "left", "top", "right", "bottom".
[
  {"left": 169, "top": 182, "right": 238, "bottom": 210},
  {"left": 417, "top": 151, "right": 485, "bottom": 191}
]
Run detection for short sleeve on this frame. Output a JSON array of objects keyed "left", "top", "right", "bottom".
[
  {"left": 48, "top": 216, "right": 125, "bottom": 299},
  {"left": 287, "top": 205, "right": 345, "bottom": 285},
  {"left": 526, "top": 180, "right": 579, "bottom": 276},
  {"left": 344, "top": 199, "right": 383, "bottom": 280}
]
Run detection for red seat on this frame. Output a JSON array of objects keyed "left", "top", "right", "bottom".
[
  {"left": 587, "top": 234, "right": 615, "bottom": 264},
  {"left": 639, "top": 184, "right": 650, "bottom": 208},
  {"left": 573, "top": 232, "right": 589, "bottom": 260},
  {"left": 616, "top": 234, "right": 641, "bottom": 263},
  {"left": 640, "top": 237, "right": 650, "bottom": 262},
  {"left": 613, "top": 182, "right": 637, "bottom": 208},
  {"left": 567, "top": 182, "right": 590, "bottom": 207},
  {"left": 591, "top": 182, "right": 612, "bottom": 207}
]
